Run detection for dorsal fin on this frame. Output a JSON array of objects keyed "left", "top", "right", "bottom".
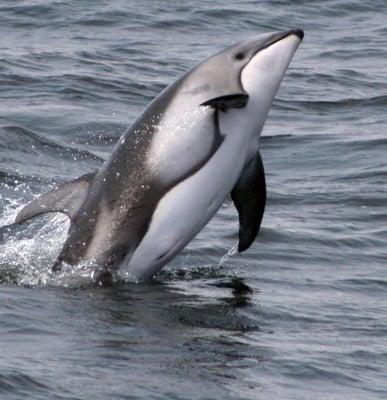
[{"left": 15, "top": 171, "right": 96, "bottom": 224}]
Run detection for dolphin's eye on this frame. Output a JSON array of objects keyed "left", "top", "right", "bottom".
[{"left": 235, "top": 52, "right": 245, "bottom": 60}]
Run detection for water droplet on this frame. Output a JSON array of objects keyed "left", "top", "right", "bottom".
[{"left": 218, "top": 244, "right": 238, "bottom": 266}]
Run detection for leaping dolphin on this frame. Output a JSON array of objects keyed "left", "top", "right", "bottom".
[{"left": 13, "top": 29, "right": 304, "bottom": 281}]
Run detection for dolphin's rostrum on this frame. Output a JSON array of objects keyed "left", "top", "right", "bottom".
[{"left": 14, "top": 29, "right": 304, "bottom": 281}]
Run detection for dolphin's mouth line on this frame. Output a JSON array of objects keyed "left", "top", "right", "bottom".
[{"left": 252, "top": 29, "right": 304, "bottom": 59}]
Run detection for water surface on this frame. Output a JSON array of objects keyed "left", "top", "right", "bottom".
[{"left": 0, "top": 1, "right": 386, "bottom": 399}]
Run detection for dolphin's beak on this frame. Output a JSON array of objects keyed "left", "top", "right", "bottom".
[
  {"left": 288, "top": 29, "right": 304, "bottom": 40},
  {"left": 252, "top": 29, "right": 304, "bottom": 55}
]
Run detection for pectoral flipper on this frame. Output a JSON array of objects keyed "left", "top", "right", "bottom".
[{"left": 231, "top": 151, "right": 266, "bottom": 252}]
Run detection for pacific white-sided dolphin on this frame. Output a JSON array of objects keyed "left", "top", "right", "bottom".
[{"left": 13, "top": 29, "right": 304, "bottom": 281}]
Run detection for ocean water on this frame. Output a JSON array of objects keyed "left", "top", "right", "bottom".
[{"left": 0, "top": 1, "right": 386, "bottom": 399}]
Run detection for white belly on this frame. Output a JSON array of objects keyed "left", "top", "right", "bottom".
[{"left": 122, "top": 115, "right": 254, "bottom": 281}]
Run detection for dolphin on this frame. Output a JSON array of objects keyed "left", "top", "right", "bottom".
[{"left": 13, "top": 29, "right": 303, "bottom": 282}]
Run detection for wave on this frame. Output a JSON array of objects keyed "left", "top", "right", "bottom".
[{"left": 276, "top": 94, "right": 387, "bottom": 112}]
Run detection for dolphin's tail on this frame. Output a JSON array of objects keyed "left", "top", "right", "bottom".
[{"left": 15, "top": 171, "right": 96, "bottom": 225}]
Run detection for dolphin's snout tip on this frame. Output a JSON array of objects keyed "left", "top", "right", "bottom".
[{"left": 291, "top": 29, "right": 304, "bottom": 40}]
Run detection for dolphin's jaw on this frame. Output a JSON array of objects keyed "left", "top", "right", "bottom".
[
  {"left": 237, "top": 33, "right": 302, "bottom": 140},
  {"left": 242, "top": 32, "right": 302, "bottom": 101},
  {"left": 215, "top": 33, "right": 302, "bottom": 163}
]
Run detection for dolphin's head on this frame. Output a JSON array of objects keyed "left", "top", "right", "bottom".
[
  {"left": 181, "top": 29, "right": 303, "bottom": 128},
  {"left": 236, "top": 29, "right": 303, "bottom": 116}
]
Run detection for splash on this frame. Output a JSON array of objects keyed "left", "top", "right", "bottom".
[
  {"left": 218, "top": 244, "right": 238, "bottom": 267},
  {"left": 0, "top": 185, "right": 74, "bottom": 286},
  {"left": 0, "top": 182, "right": 237, "bottom": 287}
]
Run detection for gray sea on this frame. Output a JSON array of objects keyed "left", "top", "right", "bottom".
[{"left": 0, "top": 1, "right": 386, "bottom": 399}]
